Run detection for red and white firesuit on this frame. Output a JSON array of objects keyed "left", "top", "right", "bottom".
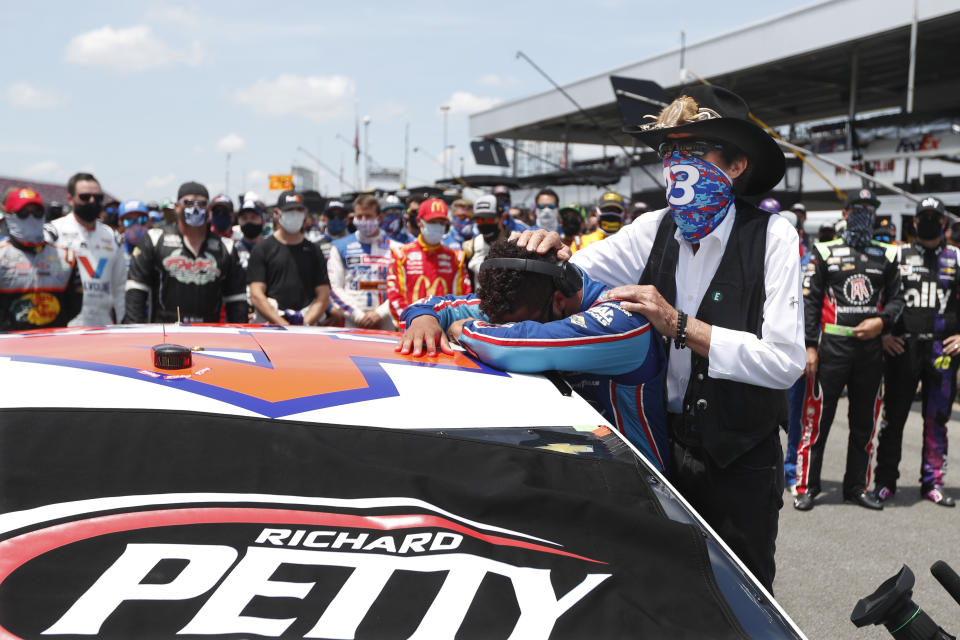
[{"left": 387, "top": 237, "right": 470, "bottom": 325}]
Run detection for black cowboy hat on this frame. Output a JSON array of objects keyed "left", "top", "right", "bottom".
[{"left": 626, "top": 85, "right": 785, "bottom": 196}]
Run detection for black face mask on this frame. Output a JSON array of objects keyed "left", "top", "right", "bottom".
[
  {"left": 74, "top": 202, "right": 101, "bottom": 222},
  {"left": 917, "top": 214, "right": 943, "bottom": 241},
  {"left": 211, "top": 211, "right": 233, "bottom": 233},
  {"left": 477, "top": 224, "right": 499, "bottom": 243},
  {"left": 562, "top": 218, "right": 582, "bottom": 237},
  {"left": 240, "top": 222, "right": 263, "bottom": 240}
]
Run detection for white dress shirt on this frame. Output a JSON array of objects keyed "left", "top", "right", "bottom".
[{"left": 571, "top": 204, "right": 806, "bottom": 413}]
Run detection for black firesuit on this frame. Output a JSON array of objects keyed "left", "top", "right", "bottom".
[
  {"left": 124, "top": 227, "right": 247, "bottom": 323},
  {"left": 796, "top": 237, "right": 904, "bottom": 497},
  {"left": 875, "top": 242, "right": 960, "bottom": 493}
]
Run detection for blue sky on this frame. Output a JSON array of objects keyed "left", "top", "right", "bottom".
[{"left": 0, "top": 0, "right": 810, "bottom": 202}]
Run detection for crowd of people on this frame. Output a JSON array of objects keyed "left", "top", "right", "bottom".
[{"left": 0, "top": 83, "right": 955, "bottom": 593}]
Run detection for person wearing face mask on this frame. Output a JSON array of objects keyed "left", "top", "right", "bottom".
[
  {"left": 380, "top": 195, "right": 415, "bottom": 244},
  {"left": 386, "top": 198, "right": 470, "bottom": 325},
  {"left": 573, "top": 192, "right": 626, "bottom": 252},
  {"left": 462, "top": 194, "right": 509, "bottom": 291},
  {"left": 209, "top": 194, "right": 235, "bottom": 239},
  {"left": 531, "top": 188, "right": 561, "bottom": 233},
  {"left": 443, "top": 199, "right": 475, "bottom": 247},
  {"left": 325, "top": 194, "right": 401, "bottom": 330},
  {"left": 559, "top": 205, "right": 585, "bottom": 251},
  {"left": 0, "top": 187, "right": 83, "bottom": 331},
  {"left": 247, "top": 190, "right": 330, "bottom": 326},
  {"left": 317, "top": 200, "right": 349, "bottom": 261},
  {"left": 872, "top": 197, "right": 959, "bottom": 507},
  {"left": 48, "top": 172, "right": 125, "bottom": 326},
  {"left": 795, "top": 188, "right": 904, "bottom": 513},
  {"left": 124, "top": 181, "right": 247, "bottom": 324},
  {"left": 234, "top": 194, "right": 266, "bottom": 270},
  {"left": 118, "top": 200, "right": 150, "bottom": 268},
  {"left": 510, "top": 86, "right": 806, "bottom": 591}
]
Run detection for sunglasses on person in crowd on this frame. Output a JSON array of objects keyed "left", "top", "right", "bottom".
[
  {"left": 13, "top": 207, "right": 44, "bottom": 219},
  {"left": 121, "top": 216, "right": 149, "bottom": 227},
  {"left": 536, "top": 203, "right": 558, "bottom": 210},
  {"left": 180, "top": 198, "right": 209, "bottom": 208},
  {"left": 657, "top": 140, "right": 727, "bottom": 160},
  {"left": 76, "top": 193, "right": 105, "bottom": 203}
]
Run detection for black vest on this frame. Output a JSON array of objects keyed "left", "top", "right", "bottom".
[{"left": 639, "top": 202, "right": 788, "bottom": 467}]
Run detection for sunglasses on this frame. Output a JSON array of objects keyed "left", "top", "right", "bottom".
[
  {"left": 658, "top": 140, "right": 726, "bottom": 160},
  {"left": 181, "top": 198, "right": 209, "bottom": 208},
  {"left": 77, "top": 193, "right": 105, "bottom": 203},
  {"left": 121, "top": 216, "right": 149, "bottom": 227},
  {"left": 13, "top": 207, "right": 45, "bottom": 219},
  {"left": 536, "top": 203, "right": 558, "bottom": 210}
]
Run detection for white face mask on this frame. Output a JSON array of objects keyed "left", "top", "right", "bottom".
[
  {"left": 279, "top": 210, "right": 305, "bottom": 234},
  {"left": 535, "top": 209, "right": 559, "bottom": 232},
  {"left": 7, "top": 214, "right": 46, "bottom": 245},
  {"left": 354, "top": 218, "right": 379, "bottom": 238},
  {"left": 420, "top": 222, "right": 447, "bottom": 245},
  {"left": 182, "top": 206, "right": 208, "bottom": 227}
]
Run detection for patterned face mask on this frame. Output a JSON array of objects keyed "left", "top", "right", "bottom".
[
  {"left": 662, "top": 151, "right": 734, "bottom": 243},
  {"left": 844, "top": 205, "right": 875, "bottom": 250}
]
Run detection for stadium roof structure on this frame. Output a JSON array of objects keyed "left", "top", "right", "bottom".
[{"left": 469, "top": 0, "right": 960, "bottom": 148}]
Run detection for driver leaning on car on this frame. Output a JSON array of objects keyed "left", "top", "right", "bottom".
[{"left": 396, "top": 238, "right": 668, "bottom": 473}]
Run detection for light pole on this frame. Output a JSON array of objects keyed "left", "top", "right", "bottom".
[
  {"left": 440, "top": 105, "right": 450, "bottom": 177},
  {"left": 363, "top": 115, "right": 371, "bottom": 190},
  {"left": 225, "top": 152, "right": 231, "bottom": 198}
]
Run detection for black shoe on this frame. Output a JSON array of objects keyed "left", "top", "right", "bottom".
[
  {"left": 845, "top": 491, "right": 883, "bottom": 510},
  {"left": 923, "top": 488, "right": 956, "bottom": 507},
  {"left": 793, "top": 493, "right": 815, "bottom": 511}
]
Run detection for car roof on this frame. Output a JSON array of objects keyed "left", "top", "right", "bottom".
[{"left": 0, "top": 325, "right": 610, "bottom": 429}]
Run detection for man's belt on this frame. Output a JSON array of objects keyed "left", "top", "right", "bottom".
[{"left": 823, "top": 323, "right": 856, "bottom": 337}]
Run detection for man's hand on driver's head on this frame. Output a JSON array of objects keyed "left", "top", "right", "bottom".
[
  {"left": 395, "top": 314, "right": 454, "bottom": 357},
  {"left": 511, "top": 229, "right": 571, "bottom": 260}
]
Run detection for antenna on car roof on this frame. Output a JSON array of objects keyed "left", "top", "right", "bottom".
[{"left": 177, "top": 306, "right": 181, "bottom": 324}]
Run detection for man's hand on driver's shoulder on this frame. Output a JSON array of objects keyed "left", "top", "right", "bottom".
[{"left": 394, "top": 314, "right": 454, "bottom": 357}]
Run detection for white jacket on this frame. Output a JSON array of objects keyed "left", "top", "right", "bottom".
[{"left": 49, "top": 214, "right": 126, "bottom": 325}]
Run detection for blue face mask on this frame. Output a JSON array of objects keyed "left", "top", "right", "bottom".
[
  {"left": 211, "top": 212, "right": 232, "bottom": 233},
  {"left": 182, "top": 206, "right": 208, "bottom": 228},
  {"left": 382, "top": 212, "right": 403, "bottom": 236},
  {"left": 326, "top": 217, "right": 347, "bottom": 236},
  {"left": 662, "top": 151, "right": 733, "bottom": 243},
  {"left": 452, "top": 217, "right": 474, "bottom": 239}
]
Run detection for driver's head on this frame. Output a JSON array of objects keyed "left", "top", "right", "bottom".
[{"left": 478, "top": 240, "right": 580, "bottom": 324}]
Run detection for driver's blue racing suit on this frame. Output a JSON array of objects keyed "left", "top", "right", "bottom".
[{"left": 401, "top": 279, "right": 668, "bottom": 473}]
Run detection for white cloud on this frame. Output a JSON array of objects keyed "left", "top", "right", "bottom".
[
  {"left": 478, "top": 74, "right": 519, "bottom": 88},
  {"left": 443, "top": 91, "right": 502, "bottom": 116},
  {"left": 21, "top": 160, "right": 66, "bottom": 180},
  {"left": 64, "top": 25, "right": 204, "bottom": 72},
  {"left": 193, "top": 144, "right": 205, "bottom": 154},
  {"left": 216, "top": 133, "right": 246, "bottom": 153},
  {"left": 145, "top": 173, "right": 176, "bottom": 189},
  {"left": 7, "top": 83, "right": 64, "bottom": 109},
  {"left": 234, "top": 74, "right": 355, "bottom": 121}
]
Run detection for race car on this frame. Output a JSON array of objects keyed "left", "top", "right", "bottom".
[{"left": 0, "top": 324, "right": 806, "bottom": 639}]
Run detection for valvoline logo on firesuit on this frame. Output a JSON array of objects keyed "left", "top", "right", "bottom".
[{"left": 0, "top": 496, "right": 611, "bottom": 639}]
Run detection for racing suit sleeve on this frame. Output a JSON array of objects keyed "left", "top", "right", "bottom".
[
  {"left": 459, "top": 300, "right": 660, "bottom": 379},
  {"left": 326, "top": 244, "right": 358, "bottom": 322},
  {"left": 399, "top": 293, "right": 486, "bottom": 329},
  {"left": 110, "top": 237, "right": 126, "bottom": 323},
  {"left": 456, "top": 251, "right": 471, "bottom": 295},
  {"left": 879, "top": 252, "right": 904, "bottom": 330},
  {"left": 124, "top": 233, "right": 156, "bottom": 323},
  {"left": 223, "top": 245, "right": 248, "bottom": 323},
  {"left": 387, "top": 248, "right": 405, "bottom": 324},
  {"left": 803, "top": 245, "right": 828, "bottom": 347}
]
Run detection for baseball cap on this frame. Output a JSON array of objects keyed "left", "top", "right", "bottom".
[
  {"left": 4, "top": 187, "right": 43, "bottom": 213},
  {"left": 240, "top": 193, "right": 265, "bottom": 216},
  {"left": 382, "top": 194, "right": 404, "bottom": 212},
  {"left": 916, "top": 196, "right": 946, "bottom": 217},
  {"left": 597, "top": 191, "right": 625, "bottom": 212},
  {"left": 493, "top": 185, "right": 510, "bottom": 196},
  {"left": 418, "top": 198, "right": 449, "bottom": 221},
  {"left": 325, "top": 199, "right": 346, "bottom": 213},
  {"left": 119, "top": 200, "right": 149, "bottom": 216},
  {"left": 844, "top": 188, "right": 880, "bottom": 209},
  {"left": 790, "top": 202, "right": 807, "bottom": 214},
  {"left": 177, "top": 181, "right": 209, "bottom": 200},
  {"left": 277, "top": 190, "right": 305, "bottom": 211},
  {"left": 161, "top": 197, "right": 176, "bottom": 210},
  {"left": 211, "top": 194, "right": 234, "bottom": 211},
  {"left": 473, "top": 194, "right": 499, "bottom": 219}
]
